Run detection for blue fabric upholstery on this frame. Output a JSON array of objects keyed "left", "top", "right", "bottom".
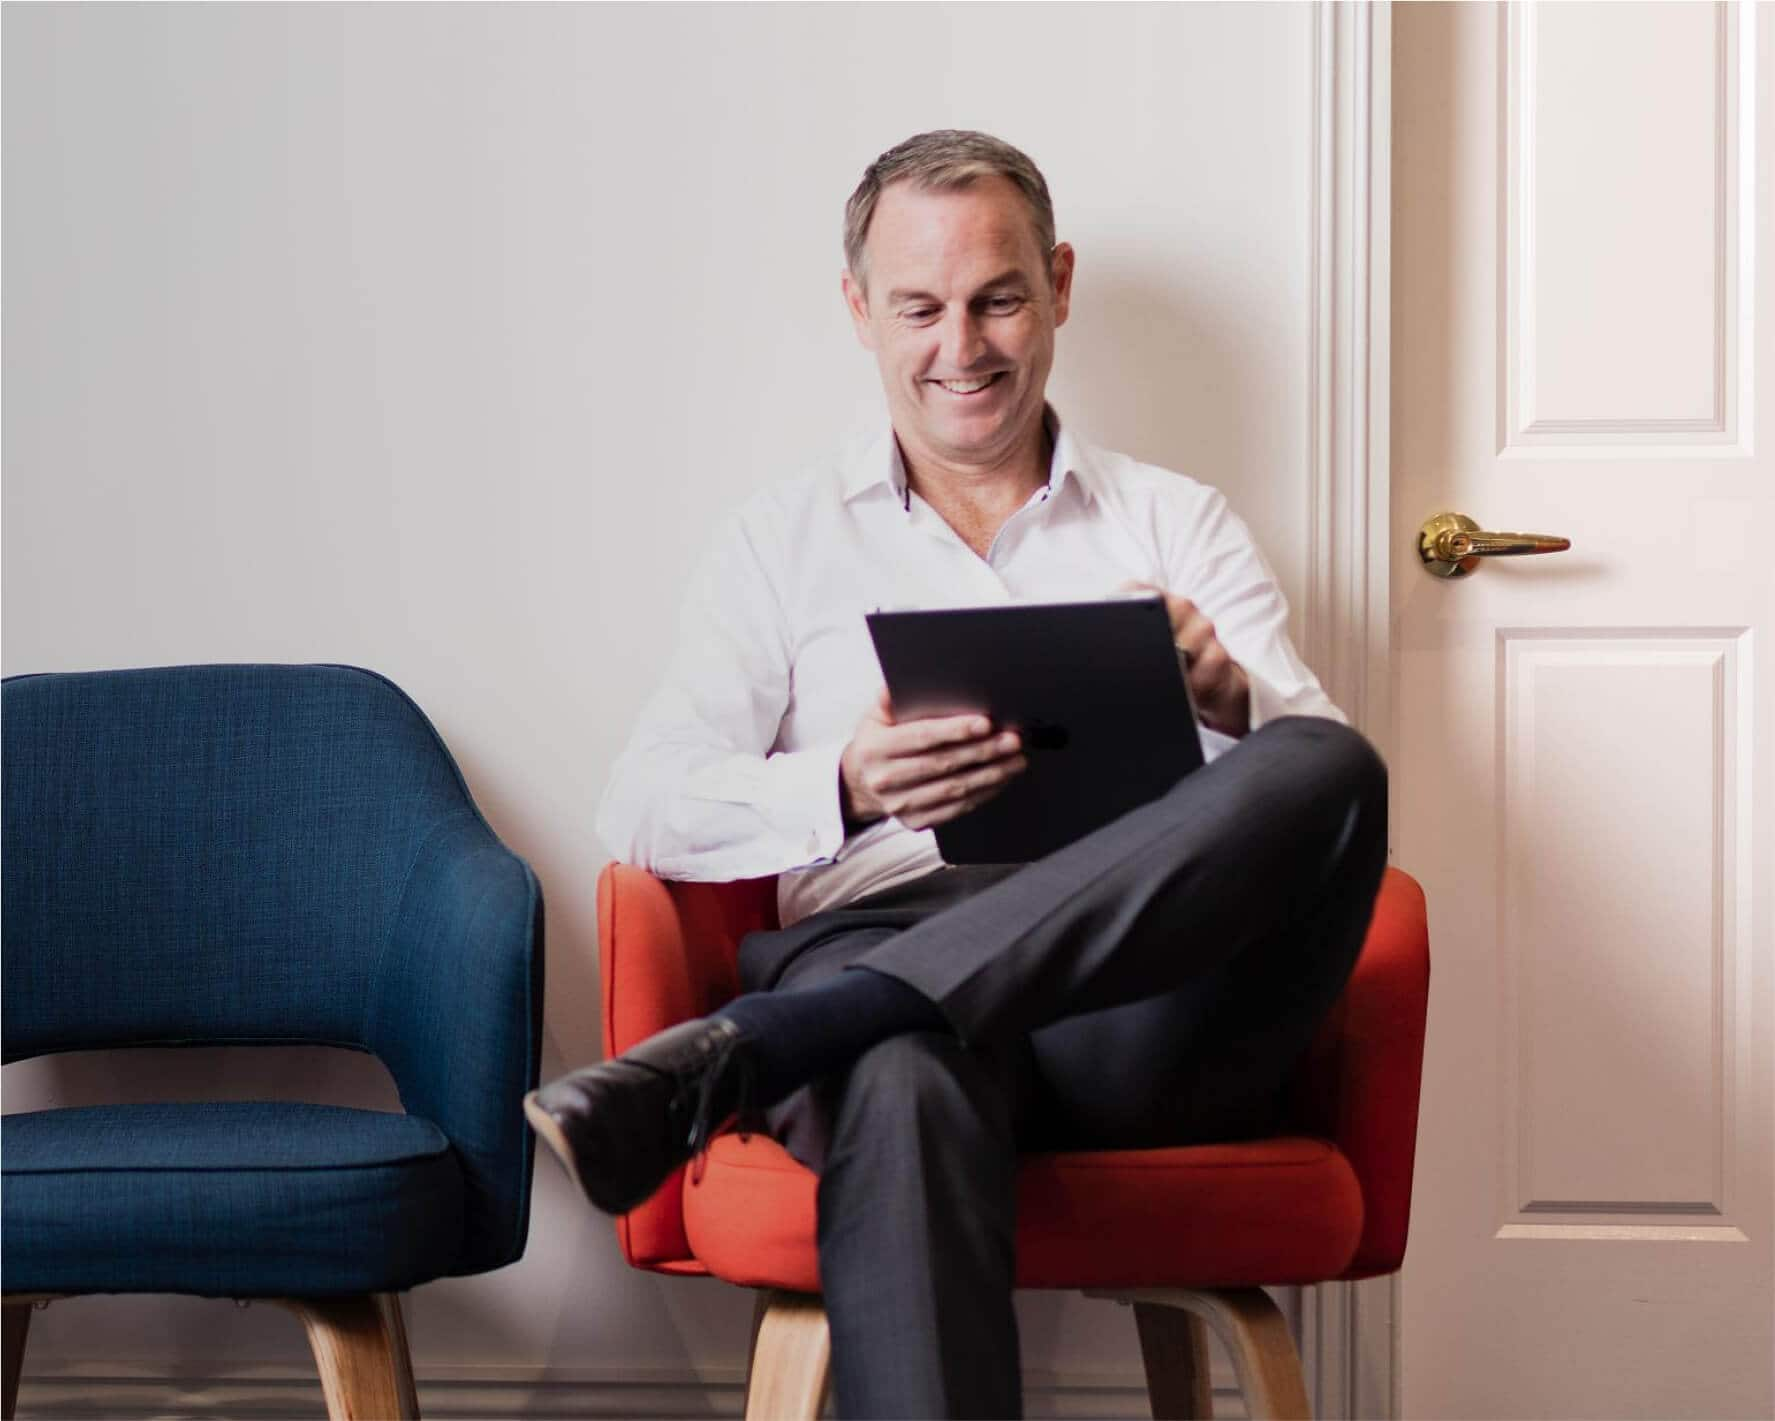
[
  {"left": 3, "top": 1103, "right": 463, "bottom": 1297},
  {"left": 1, "top": 664, "right": 544, "bottom": 1294}
]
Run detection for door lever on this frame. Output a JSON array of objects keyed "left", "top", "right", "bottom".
[{"left": 1417, "top": 512, "right": 1571, "bottom": 579}]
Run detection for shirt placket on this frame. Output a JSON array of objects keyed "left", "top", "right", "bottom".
[{"left": 903, "top": 483, "right": 1056, "bottom": 605}]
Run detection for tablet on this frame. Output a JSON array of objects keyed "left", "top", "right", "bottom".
[{"left": 864, "top": 596, "right": 1204, "bottom": 864}]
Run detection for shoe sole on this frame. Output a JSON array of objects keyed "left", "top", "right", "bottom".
[{"left": 523, "top": 1091, "right": 595, "bottom": 1205}]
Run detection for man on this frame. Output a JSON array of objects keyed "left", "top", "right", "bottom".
[{"left": 528, "top": 130, "right": 1385, "bottom": 1419}]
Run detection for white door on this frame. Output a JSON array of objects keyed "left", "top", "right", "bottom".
[{"left": 1393, "top": 3, "right": 1773, "bottom": 1416}]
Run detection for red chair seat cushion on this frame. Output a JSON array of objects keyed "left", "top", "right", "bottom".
[{"left": 682, "top": 1132, "right": 1364, "bottom": 1293}]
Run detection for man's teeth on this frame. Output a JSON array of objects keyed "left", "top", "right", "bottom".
[{"left": 937, "top": 376, "right": 997, "bottom": 393}]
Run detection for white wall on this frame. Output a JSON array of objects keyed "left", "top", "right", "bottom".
[{"left": 3, "top": 2, "right": 1315, "bottom": 1410}]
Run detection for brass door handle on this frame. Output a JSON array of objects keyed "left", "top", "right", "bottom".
[{"left": 1417, "top": 512, "right": 1571, "bottom": 579}]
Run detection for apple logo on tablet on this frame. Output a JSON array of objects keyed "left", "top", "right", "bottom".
[{"left": 1021, "top": 719, "right": 1070, "bottom": 751}]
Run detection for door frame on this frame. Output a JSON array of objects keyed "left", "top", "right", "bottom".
[{"left": 1303, "top": 2, "right": 1395, "bottom": 1417}]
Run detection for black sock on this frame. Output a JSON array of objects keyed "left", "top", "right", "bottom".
[{"left": 716, "top": 968, "right": 949, "bottom": 1104}]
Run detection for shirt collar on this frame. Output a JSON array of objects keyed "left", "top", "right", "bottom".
[{"left": 840, "top": 405, "right": 1099, "bottom": 510}]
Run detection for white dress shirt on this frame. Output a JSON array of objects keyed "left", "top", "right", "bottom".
[{"left": 596, "top": 411, "right": 1344, "bottom": 928}]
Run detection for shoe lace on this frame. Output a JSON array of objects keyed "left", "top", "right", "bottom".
[{"left": 679, "top": 1025, "right": 757, "bottom": 1187}]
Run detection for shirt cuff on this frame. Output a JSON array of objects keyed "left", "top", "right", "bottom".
[
  {"left": 756, "top": 740, "right": 850, "bottom": 868},
  {"left": 1245, "top": 667, "right": 1286, "bottom": 734},
  {"left": 1198, "top": 674, "right": 1273, "bottom": 761},
  {"left": 1183, "top": 647, "right": 1260, "bottom": 739},
  {"left": 1242, "top": 666, "right": 1347, "bottom": 731}
]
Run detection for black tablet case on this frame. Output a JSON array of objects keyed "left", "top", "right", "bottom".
[{"left": 865, "top": 598, "right": 1204, "bottom": 863}]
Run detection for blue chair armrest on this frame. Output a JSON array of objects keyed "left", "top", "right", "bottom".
[{"left": 368, "top": 813, "right": 544, "bottom": 1276}]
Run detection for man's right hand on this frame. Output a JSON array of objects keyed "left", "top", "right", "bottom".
[{"left": 840, "top": 689, "right": 1027, "bottom": 833}]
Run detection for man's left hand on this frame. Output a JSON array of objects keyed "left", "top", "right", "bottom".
[{"left": 1121, "top": 583, "right": 1251, "bottom": 737}]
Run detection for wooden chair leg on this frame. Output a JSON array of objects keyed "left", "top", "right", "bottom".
[
  {"left": 278, "top": 1294, "right": 420, "bottom": 1420},
  {"left": 1093, "top": 1286, "right": 1310, "bottom": 1420},
  {"left": 377, "top": 1294, "right": 420, "bottom": 1420},
  {"left": 2, "top": 1302, "right": 31, "bottom": 1421},
  {"left": 1133, "top": 1300, "right": 1215, "bottom": 1419},
  {"left": 745, "top": 1290, "right": 830, "bottom": 1421}
]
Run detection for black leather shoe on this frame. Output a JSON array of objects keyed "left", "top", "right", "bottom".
[{"left": 523, "top": 1016, "right": 755, "bottom": 1215}]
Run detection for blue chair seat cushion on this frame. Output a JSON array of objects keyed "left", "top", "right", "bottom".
[{"left": 2, "top": 1101, "right": 464, "bottom": 1297}]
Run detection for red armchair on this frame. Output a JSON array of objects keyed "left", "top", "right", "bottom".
[{"left": 598, "top": 863, "right": 1430, "bottom": 1420}]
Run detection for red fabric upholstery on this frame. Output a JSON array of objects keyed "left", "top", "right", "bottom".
[
  {"left": 598, "top": 867, "right": 775, "bottom": 1269},
  {"left": 683, "top": 1133, "right": 1364, "bottom": 1293},
  {"left": 1287, "top": 869, "right": 1432, "bottom": 1278},
  {"left": 599, "top": 863, "right": 1429, "bottom": 1288}
]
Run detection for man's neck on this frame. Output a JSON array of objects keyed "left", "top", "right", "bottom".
[
  {"left": 897, "top": 420, "right": 1053, "bottom": 517},
  {"left": 894, "top": 420, "right": 1055, "bottom": 561}
]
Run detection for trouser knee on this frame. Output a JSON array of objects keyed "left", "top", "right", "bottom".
[
  {"left": 1245, "top": 716, "right": 1387, "bottom": 848},
  {"left": 1260, "top": 714, "right": 1385, "bottom": 791}
]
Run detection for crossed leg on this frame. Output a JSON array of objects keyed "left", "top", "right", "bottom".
[{"left": 738, "top": 716, "right": 1388, "bottom": 1417}]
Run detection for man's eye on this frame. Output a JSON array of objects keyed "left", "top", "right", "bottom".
[
  {"left": 902, "top": 307, "right": 939, "bottom": 324},
  {"left": 984, "top": 296, "right": 1024, "bottom": 313}
]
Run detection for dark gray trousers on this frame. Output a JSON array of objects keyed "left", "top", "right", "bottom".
[{"left": 735, "top": 716, "right": 1388, "bottom": 1420}]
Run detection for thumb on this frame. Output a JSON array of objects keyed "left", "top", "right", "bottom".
[{"left": 873, "top": 685, "right": 895, "bottom": 724}]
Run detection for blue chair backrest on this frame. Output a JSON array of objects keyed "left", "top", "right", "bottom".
[{"left": 5, "top": 664, "right": 488, "bottom": 1059}]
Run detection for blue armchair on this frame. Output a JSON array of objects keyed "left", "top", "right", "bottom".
[{"left": 1, "top": 665, "right": 544, "bottom": 1420}]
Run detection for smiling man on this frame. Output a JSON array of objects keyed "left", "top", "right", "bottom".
[{"left": 528, "top": 131, "right": 1386, "bottom": 1419}]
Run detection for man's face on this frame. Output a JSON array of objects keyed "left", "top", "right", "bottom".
[{"left": 843, "top": 176, "right": 1074, "bottom": 472}]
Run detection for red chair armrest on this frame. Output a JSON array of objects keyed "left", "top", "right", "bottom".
[
  {"left": 597, "top": 863, "right": 774, "bottom": 1269},
  {"left": 1287, "top": 866, "right": 1431, "bottom": 1278}
]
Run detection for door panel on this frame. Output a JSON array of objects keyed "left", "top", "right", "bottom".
[{"left": 1393, "top": 3, "right": 1772, "bottom": 1415}]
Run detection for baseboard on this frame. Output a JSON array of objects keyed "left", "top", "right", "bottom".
[{"left": 14, "top": 1362, "right": 1233, "bottom": 1419}]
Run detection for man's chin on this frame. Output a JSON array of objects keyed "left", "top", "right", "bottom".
[
  {"left": 924, "top": 422, "right": 1010, "bottom": 460},
  {"left": 915, "top": 402, "right": 1032, "bottom": 447},
  {"left": 889, "top": 391, "right": 1047, "bottom": 466}
]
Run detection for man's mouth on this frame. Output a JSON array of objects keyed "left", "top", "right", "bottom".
[{"left": 929, "top": 373, "right": 1006, "bottom": 396}]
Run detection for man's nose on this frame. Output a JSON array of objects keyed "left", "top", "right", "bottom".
[{"left": 938, "top": 309, "right": 988, "bottom": 370}]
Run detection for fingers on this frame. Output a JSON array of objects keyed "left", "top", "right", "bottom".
[
  {"left": 1140, "top": 595, "right": 1246, "bottom": 728},
  {"left": 900, "top": 791, "right": 1004, "bottom": 831},
  {"left": 865, "top": 709, "right": 992, "bottom": 752},
  {"left": 1171, "top": 607, "right": 1237, "bottom": 703},
  {"left": 897, "top": 752, "right": 1026, "bottom": 812},
  {"left": 1181, "top": 629, "right": 1234, "bottom": 707},
  {"left": 895, "top": 713, "right": 993, "bottom": 752},
  {"left": 1167, "top": 598, "right": 1212, "bottom": 658},
  {"left": 894, "top": 754, "right": 1029, "bottom": 830},
  {"left": 843, "top": 705, "right": 1011, "bottom": 827},
  {"left": 865, "top": 728, "right": 1021, "bottom": 795},
  {"left": 1187, "top": 637, "right": 1230, "bottom": 685},
  {"left": 1121, "top": 584, "right": 1204, "bottom": 651}
]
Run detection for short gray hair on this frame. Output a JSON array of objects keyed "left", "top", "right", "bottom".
[{"left": 843, "top": 130, "right": 1056, "bottom": 291}]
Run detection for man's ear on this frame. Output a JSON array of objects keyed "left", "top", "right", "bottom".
[
  {"left": 841, "top": 269, "right": 878, "bottom": 351},
  {"left": 1050, "top": 242, "right": 1077, "bottom": 329}
]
